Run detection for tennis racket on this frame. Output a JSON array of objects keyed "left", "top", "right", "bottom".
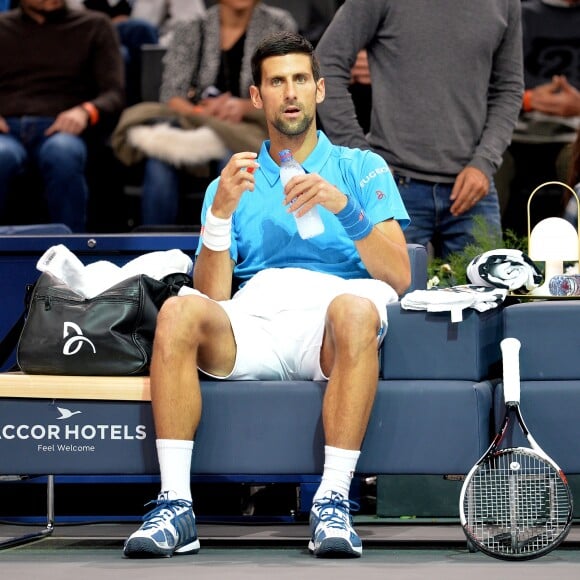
[{"left": 459, "top": 337, "right": 573, "bottom": 560}]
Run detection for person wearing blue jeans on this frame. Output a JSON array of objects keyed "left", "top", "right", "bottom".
[
  {"left": 116, "top": 17, "right": 158, "bottom": 105},
  {"left": 82, "top": 0, "right": 159, "bottom": 105},
  {"left": 393, "top": 175, "right": 503, "bottom": 258},
  {"left": 141, "top": 157, "right": 180, "bottom": 225},
  {"left": 128, "top": 0, "right": 298, "bottom": 226},
  {"left": 0, "top": 117, "right": 88, "bottom": 232},
  {"left": 141, "top": 154, "right": 231, "bottom": 226},
  {"left": 316, "top": 1, "right": 524, "bottom": 259},
  {"left": 0, "top": 0, "right": 124, "bottom": 232}
]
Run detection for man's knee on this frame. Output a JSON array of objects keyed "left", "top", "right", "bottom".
[
  {"left": 0, "top": 138, "right": 27, "bottom": 175},
  {"left": 327, "top": 294, "right": 380, "bottom": 344},
  {"left": 38, "top": 134, "right": 87, "bottom": 168},
  {"left": 157, "top": 295, "right": 203, "bottom": 334}
]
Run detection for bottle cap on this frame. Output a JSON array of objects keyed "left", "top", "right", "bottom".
[{"left": 279, "top": 149, "right": 292, "bottom": 162}]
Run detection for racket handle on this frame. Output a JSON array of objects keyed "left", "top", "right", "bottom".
[{"left": 501, "top": 337, "right": 521, "bottom": 405}]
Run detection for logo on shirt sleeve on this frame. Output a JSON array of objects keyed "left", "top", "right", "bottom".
[{"left": 359, "top": 166, "right": 390, "bottom": 188}]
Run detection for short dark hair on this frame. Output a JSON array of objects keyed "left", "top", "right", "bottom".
[{"left": 251, "top": 31, "right": 321, "bottom": 87}]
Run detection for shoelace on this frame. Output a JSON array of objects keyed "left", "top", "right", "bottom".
[
  {"left": 314, "top": 492, "right": 360, "bottom": 529},
  {"left": 141, "top": 496, "right": 191, "bottom": 530}
]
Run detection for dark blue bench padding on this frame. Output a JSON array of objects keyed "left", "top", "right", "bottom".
[
  {"left": 503, "top": 300, "right": 580, "bottom": 380},
  {"left": 0, "top": 379, "right": 493, "bottom": 476},
  {"left": 382, "top": 304, "right": 503, "bottom": 381},
  {"left": 494, "top": 380, "right": 580, "bottom": 473}
]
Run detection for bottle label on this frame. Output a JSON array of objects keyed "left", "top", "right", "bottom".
[{"left": 549, "top": 275, "right": 580, "bottom": 296}]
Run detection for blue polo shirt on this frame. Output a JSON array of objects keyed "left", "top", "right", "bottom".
[{"left": 197, "top": 131, "right": 409, "bottom": 283}]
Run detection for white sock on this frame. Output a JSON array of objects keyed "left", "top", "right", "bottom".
[
  {"left": 156, "top": 439, "right": 194, "bottom": 502},
  {"left": 313, "top": 446, "right": 360, "bottom": 504}
]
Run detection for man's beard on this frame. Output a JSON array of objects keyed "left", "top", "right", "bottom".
[{"left": 272, "top": 111, "right": 314, "bottom": 137}]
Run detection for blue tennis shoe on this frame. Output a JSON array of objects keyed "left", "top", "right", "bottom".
[
  {"left": 123, "top": 492, "right": 200, "bottom": 558},
  {"left": 308, "top": 491, "right": 362, "bottom": 558}
]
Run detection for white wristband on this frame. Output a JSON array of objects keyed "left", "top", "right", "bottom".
[{"left": 202, "top": 205, "right": 232, "bottom": 251}]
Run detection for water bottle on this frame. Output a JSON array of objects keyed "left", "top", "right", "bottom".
[
  {"left": 278, "top": 149, "right": 324, "bottom": 239},
  {"left": 548, "top": 275, "right": 580, "bottom": 297}
]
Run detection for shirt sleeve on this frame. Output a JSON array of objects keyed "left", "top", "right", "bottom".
[
  {"left": 351, "top": 150, "right": 410, "bottom": 231},
  {"left": 90, "top": 14, "right": 125, "bottom": 116}
]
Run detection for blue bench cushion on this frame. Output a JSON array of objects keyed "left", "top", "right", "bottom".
[
  {"left": 0, "top": 379, "right": 492, "bottom": 476},
  {"left": 503, "top": 300, "right": 580, "bottom": 380},
  {"left": 494, "top": 380, "right": 580, "bottom": 473},
  {"left": 381, "top": 304, "right": 503, "bottom": 381}
]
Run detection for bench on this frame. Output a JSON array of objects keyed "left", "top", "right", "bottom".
[
  {"left": 0, "top": 309, "right": 501, "bottom": 548},
  {"left": 0, "top": 235, "right": 504, "bottom": 547}
]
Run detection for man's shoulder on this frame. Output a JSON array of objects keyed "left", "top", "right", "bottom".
[
  {"left": 327, "top": 139, "right": 383, "bottom": 169},
  {"left": 64, "top": 7, "right": 113, "bottom": 29}
]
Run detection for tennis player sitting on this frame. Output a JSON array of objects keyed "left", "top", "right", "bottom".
[{"left": 123, "top": 31, "right": 411, "bottom": 560}]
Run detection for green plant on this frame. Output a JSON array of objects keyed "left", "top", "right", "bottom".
[{"left": 427, "top": 217, "right": 527, "bottom": 288}]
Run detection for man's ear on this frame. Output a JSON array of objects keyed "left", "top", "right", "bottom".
[
  {"left": 316, "top": 78, "right": 325, "bottom": 105},
  {"left": 249, "top": 85, "right": 263, "bottom": 109}
]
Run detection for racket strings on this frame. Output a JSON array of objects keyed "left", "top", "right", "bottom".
[{"left": 464, "top": 449, "right": 571, "bottom": 556}]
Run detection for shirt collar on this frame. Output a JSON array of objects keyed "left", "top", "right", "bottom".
[{"left": 260, "top": 131, "right": 334, "bottom": 187}]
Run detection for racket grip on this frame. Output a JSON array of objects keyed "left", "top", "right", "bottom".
[{"left": 501, "top": 337, "right": 521, "bottom": 405}]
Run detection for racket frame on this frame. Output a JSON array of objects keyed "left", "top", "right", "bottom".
[{"left": 459, "top": 338, "right": 573, "bottom": 560}]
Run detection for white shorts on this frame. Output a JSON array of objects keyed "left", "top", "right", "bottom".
[{"left": 203, "top": 268, "right": 398, "bottom": 381}]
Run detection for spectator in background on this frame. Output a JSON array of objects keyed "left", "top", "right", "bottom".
[
  {"left": 81, "top": 0, "right": 159, "bottom": 105},
  {"left": 131, "top": 0, "right": 206, "bottom": 46},
  {"left": 501, "top": 0, "right": 580, "bottom": 237},
  {"left": 113, "top": 0, "right": 297, "bottom": 227},
  {"left": 316, "top": 0, "right": 524, "bottom": 259},
  {"left": 0, "top": 0, "right": 124, "bottom": 232},
  {"left": 207, "top": 0, "right": 338, "bottom": 46}
]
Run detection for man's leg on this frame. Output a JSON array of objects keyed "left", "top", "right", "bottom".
[
  {"left": 116, "top": 18, "right": 159, "bottom": 105},
  {"left": 141, "top": 157, "right": 181, "bottom": 226},
  {"left": 393, "top": 175, "right": 436, "bottom": 250},
  {"left": 438, "top": 180, "right": 502, "bottom": 259},
  {"left": 124, "top": 294, "right": 236, "bottom": 558},
  {"left": 309, "top": 294, "right": 381, "bottom": 558},
  {"left": 36, "top": 132, "right": 89, "bottom": 233},
  {"left": 0, "top": 131, "right": 27, "bottom": 218}
]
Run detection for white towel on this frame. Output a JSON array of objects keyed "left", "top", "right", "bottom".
[
  {"left": 466, "top": 249, "right": 542, "bottom": 294},
  {"left": 36, "top": 245, "right": 193, "bottom": 299},
  {"left": 401, "top": 285, "right": 508, "bottom": 323}
]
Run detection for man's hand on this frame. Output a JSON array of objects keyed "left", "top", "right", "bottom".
[
  {"left": 529, "top": 75, "right": 580, "bottom": 117},
  {"left": 449, "top": 166, "right": 489, "bottom": 216},
  {"left": 282, "top": 173, "right": 349, "bottom": 217},
  {"left": 44, "top": 106, "right": 89, "bottom": 136},
  {"left": 0, "top": 116, "right": 9, "bottom": 134},
  {"left": 350, "top": 50, "right": 371, "bottom": 85},
  {"left": 211, "top": 152, "right": 260, "bottom": 218},
  {"left": 167, "top": 93, "right": 252, "bottom": 123},
  {"left": 199, "top": 93, "right": 250, "bottom": 123}
]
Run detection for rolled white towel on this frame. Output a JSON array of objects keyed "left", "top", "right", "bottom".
[{"left": 466, "top": 249, "right": 542, "bottom": 293}]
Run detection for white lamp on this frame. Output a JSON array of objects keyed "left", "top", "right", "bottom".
[{"left": 527, "top": 182, "right": 580, "bottom": 296}]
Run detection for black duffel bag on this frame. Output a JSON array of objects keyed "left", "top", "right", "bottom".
[{"left": 16, "top": 270, "right": 191, "bottom": 376}]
